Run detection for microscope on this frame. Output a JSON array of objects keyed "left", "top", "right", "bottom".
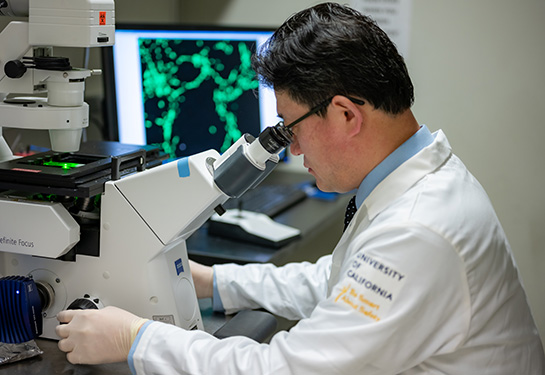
[{"left": 0, "top": 0, "right": 293, "bottom": 342}]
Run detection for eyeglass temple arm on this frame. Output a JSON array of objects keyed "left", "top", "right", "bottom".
[{"left": 284, "top": 96, "right": 364, "bottom": 130}]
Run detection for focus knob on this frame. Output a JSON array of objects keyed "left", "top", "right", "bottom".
[
  {"left": 67, "top": 295, "right": 102, "bottom": 310},
  {"left": 4, "top": 60, "right": 27, "bottom": 79}
]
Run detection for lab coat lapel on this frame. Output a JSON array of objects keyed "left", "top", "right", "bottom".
[{"left": 327, "top": 204, "right": 370, "bottom": 296}]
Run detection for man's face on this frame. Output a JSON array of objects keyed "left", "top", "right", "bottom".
[{"left": 275, "top": 91, "right": 353, "bottom": 193}]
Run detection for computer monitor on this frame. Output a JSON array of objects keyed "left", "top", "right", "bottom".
[{"left": 102, "top": 24, "right": 279, "bottom": 160}]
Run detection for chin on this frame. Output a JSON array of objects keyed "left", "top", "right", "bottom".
[
  {"left": 316, "top": 180, "right": 352, "bottom": 194},
  {"left": 315, "top": 181, "right": 334, "bottom": 193}
]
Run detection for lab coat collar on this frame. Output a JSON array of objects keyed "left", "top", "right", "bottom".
[
  {"left": 360, "top": 129, "right": 452, "bottom": 222},
  {"left": 355, "top": 125, "right": 435, "bottom": 208}
]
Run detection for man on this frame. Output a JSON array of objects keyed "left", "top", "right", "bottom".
[{"left": 56, "top": 3, "right": 544, "bottom": 374}]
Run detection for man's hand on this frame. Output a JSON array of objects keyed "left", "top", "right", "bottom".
[
  {"left": 56, "top": 306, "right": 148, "bottom": 365},
  {"left": 189, "top": 260, "right": 214, "bottom": 299}
]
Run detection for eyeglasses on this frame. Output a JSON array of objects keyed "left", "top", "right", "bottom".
[{"left": 282, "top": 95, "right": 365, "bottom": 131}]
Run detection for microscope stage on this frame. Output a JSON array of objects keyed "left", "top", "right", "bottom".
[{"left": 0, "top": 141, "right": 166, "bottom": 197}]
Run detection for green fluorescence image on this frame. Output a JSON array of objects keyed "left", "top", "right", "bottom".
[
  {"left": 139, "top": 37, "right": 261, "bottom": 159},
  {"left": 42, "top": 161, "right": 84, "bottom": 170}
]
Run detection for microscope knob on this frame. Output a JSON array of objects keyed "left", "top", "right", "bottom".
[
  {"left": 4, "top": 60, "right": 27, "bottom": 79},
  {"left": 67, "top": 297, "right": 100, "bottom": 310}
]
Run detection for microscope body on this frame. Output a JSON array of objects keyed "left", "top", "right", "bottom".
[{"left": 0, "top": 131, "right": 288, "bottom": 339}]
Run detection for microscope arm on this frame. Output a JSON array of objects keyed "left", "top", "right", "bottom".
[
  {"left": 109, "top": 126, "right": 292, "bottom": 250},
  {"left": 107, "top": 150, "right": 229, "bottom": 249}
]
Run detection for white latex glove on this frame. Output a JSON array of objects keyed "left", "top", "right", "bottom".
[
  {"left": 189, "top": 259, "right": 214, "bottom": 299},
  {"left": 56, "top": 306, "right": 148, "bottom": 365}
]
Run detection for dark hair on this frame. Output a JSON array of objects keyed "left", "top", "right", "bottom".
[{"left": 252, "top": 2, "right": 414, "bottom": 115}]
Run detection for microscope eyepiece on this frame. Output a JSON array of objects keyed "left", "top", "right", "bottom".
[{"left": 257, "top": 124, "right": 293, "bottom": 154}]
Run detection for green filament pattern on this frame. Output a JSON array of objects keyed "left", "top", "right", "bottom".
[{"left": 139, "top": 38, "right": 260, "bottom": 159}]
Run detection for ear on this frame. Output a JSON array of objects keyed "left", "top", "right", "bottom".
[{"left": 330, "top": 95, "right": 363, "bottom": 138}]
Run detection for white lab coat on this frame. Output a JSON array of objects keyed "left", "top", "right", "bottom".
[{"left": 129, "top": 130, "right": 544, "bottom": 374}]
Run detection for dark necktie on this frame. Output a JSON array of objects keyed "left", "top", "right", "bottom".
[{"left": 343, "top": 195, "right": 357, "bottom": 232}]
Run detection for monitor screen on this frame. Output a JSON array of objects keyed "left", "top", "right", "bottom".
[{"left": 102, "top": 25, "right": 279, "bottom": 160}]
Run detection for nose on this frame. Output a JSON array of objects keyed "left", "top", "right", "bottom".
[{"left": 289, "top": 134, "right": 301, "bottom": 156}]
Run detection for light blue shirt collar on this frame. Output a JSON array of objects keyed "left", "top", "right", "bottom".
[{"left": 355, "top": 125, "right": 434, "bottom": 208}]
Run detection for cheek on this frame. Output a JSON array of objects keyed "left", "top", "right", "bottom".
[
  {"left": 297, "top": 128, "right": 318, "bottom": 150},
  {"left": 294, "top": 122, "right": 333, "bottom": 157}
]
